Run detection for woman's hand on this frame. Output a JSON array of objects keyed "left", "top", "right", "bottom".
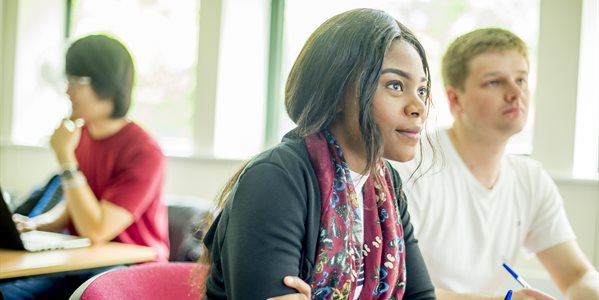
[
  {"left": 267, "top": 276, "right": 311, "bottom": 300},
  {"left": 12, "top": 213, "right": 37, "bottom": 232}
]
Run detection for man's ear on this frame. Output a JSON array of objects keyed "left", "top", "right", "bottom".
[{"left": 445, "top": 86, "right": 462, "bottom": 116}]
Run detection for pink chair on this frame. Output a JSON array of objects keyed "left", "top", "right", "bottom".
[{"left": 70, "top": 262, "right": 208, "bottom": 300}]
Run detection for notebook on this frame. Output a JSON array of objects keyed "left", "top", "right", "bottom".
[{"left": 0, "top": 185, "right": 91, "bottom": 251}]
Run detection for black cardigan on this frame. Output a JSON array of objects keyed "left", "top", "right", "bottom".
[{"left": 203, "top": 133, "right": 435, "bottom": 299}]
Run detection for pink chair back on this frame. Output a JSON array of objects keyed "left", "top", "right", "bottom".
[{"left": 73, "top": 262, "right": 207, "bottom": 300}]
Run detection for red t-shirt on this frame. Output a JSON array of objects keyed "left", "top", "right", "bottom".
[{"left": 72, "top": 122, "right": 169, "bottom": 262}]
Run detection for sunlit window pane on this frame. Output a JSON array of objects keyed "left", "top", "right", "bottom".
[
  {"left": 11, "top": 0, "right": 68, "bottom": 146},
  {"left": 573, "top": 0, "right": 599, "bottom": 175},
  {"left": 212, "top": 1, "right": 269, "bottom": 159},
  {"left": 70, "top": 0, "right": 199, "bottom": 156}
]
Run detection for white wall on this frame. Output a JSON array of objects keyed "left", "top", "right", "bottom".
[{"left": 0, "top": 145, "right": 244, "bottom": 205}]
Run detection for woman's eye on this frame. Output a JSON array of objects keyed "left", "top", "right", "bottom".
[
  {"left": 387, "top": 82, "right": 403, "bottom": 92},
  {"left": 417, "top": 87, "right": 428, "bottom": 97}
]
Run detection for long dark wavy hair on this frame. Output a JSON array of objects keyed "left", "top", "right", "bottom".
[{"left": 286, "top": 8, "right": 431, "bottom": 172}]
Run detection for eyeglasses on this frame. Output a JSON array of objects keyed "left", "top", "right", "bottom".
[{"left": 66, "top": 76, "right": 92, "bottom": 88}]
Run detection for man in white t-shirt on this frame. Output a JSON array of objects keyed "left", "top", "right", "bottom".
[{"left": 392, "top": 28, "right": 599, "bottom": 300}]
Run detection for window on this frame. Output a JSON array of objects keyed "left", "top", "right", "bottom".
[
  {"left": 8, "top": 0, "right": 273, "bottom": 159},
  {"left": 69, "top": 0, "right": 200, "bottom": 156},
  {"left": 15, "top": 0, "right": 594, "bottom": 166},
  {"left": 280, "top": 0, "right": 540, "bottom": 154},
  {"left": 11, "top": 0, "right": 67, "bottom": 146},
  {"left": 211, "top": 0, "right": 269, "bottom": 158},
  {"left": 10, "top": 0, "right": 200, "bottom": 156},
  {"left": 573, "top": 0, "right": 599, "bottom": 175}
]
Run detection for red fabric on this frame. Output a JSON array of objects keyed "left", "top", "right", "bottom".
[
  {"left": 71, "top": 122, "right": 169, "bottom": 262},
  {"left": 79, "top": 262, "right": 205, "bottom": 300},
  {"left": 305, "top": 131, "right": 406, "bottom": 299}
]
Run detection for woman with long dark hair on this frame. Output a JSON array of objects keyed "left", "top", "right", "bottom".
[{"left": 201, "top": 8, "right": 435, "bottom": 299}]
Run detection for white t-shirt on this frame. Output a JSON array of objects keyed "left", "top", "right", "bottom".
[
  {"left": 391, "top": 129, "right": 576, "bottom": 295},
  {"left": 350, "top": 169, "right": 368, "bottom": 300}
]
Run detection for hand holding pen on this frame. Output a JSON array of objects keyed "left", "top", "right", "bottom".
[
  {"left": 503, "top": 263, "right": 531, "bottom": 288},
  {"left": 504, "top": 289, "right": 555, "bottom": 300},
  {"left": 502, "top": 262, "right": 556, "bottom": 300}
]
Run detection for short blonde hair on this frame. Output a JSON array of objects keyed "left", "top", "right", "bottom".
[{"left": 441, "top": 28, "right": 528, "bottom": 91}]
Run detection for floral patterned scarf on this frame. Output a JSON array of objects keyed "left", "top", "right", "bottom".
[{"left": 305, "top": 131, "right": 406, "bottom": 300}]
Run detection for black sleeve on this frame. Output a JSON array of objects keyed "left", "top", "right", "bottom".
[
  {"left": 209, "top": 161, "right": 309, "bottom": 299},
  {"left": 390, "top": 163, "right": 436, "bottom": 299}
]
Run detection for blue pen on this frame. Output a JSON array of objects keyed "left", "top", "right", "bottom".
[
  {"left": 504, "top": 289, "right": 513, "bottom": 300},
  {"left": 502, "top": 263, "right": 531, "bottom": 288}
]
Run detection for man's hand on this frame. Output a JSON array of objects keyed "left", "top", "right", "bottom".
[
  {"left": 437, "top": 287, "right": 555, "bottom": 300},
  {"left": 565, "top": 270, "right": 599, "bottom": 300},
  {"left": 50, "top": 119, "right": 83, "bottom": 165},
  {"left": 511, "top": 288, "right": 556, "bottom": 300},
  {"left": 11, "top": 201, "right": 69, "bottom": 233},
  {"left": 12, "top": 213, "right": 37, "bottom": 232}
]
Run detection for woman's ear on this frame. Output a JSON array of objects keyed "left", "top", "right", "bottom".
[{"left": 338, "top": 83, "right": 359, "bottom": 113}]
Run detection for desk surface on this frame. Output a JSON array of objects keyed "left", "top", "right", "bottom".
[{"left": 0, "top": 242, "right": 156, "bottom": 279}]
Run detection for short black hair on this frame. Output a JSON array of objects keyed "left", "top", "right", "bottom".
[{"left": 65, "top": 34, "right": 135, "bottom": 118}]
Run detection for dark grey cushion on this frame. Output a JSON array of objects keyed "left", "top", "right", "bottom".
[{"left": 166, "top": 198, "right": 211, "bottom": 262}]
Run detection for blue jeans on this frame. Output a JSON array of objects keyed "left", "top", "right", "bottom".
[{"left": 0, "top": 265, "right": 125, "bottom": 300}]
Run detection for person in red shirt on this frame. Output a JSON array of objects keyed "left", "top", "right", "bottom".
[{"left": 1, "top": 34, "right": 169, "bottom": 300}]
